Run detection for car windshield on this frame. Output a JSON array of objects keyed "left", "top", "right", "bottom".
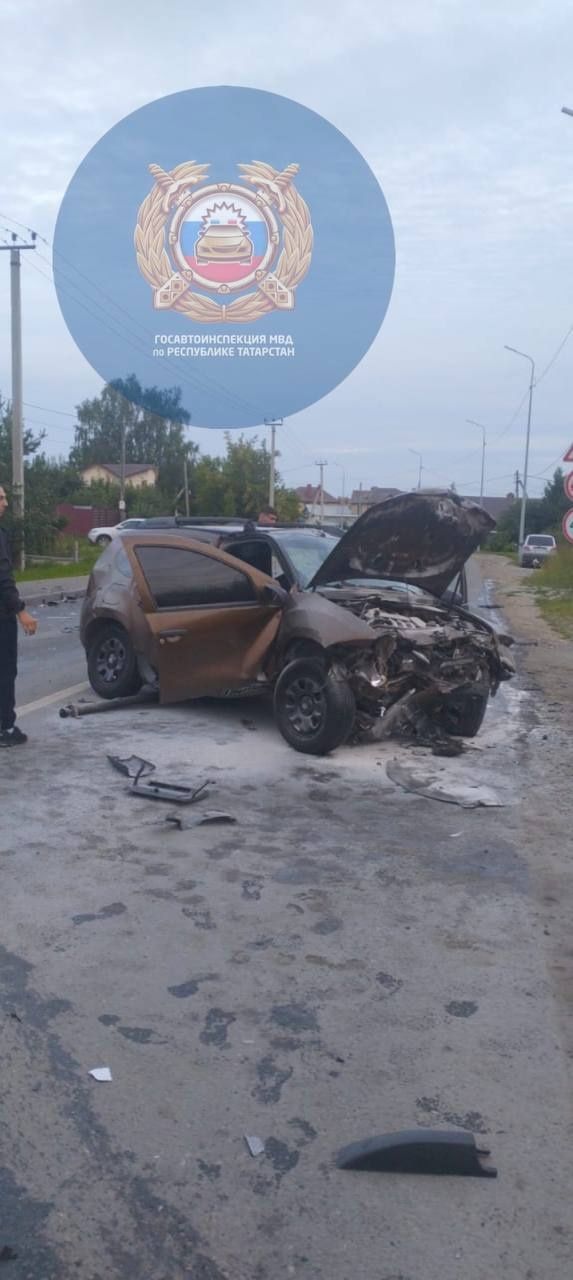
[
  {"left": 527, "top": 535, "right": 554, "bottom": 547},
  {"left": 271, "top": 530, "right": 340, "bottom": 586}
]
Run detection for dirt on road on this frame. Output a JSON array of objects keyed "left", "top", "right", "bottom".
[{"left": 477, "top": 552, "right": 573, "bottom": 706}]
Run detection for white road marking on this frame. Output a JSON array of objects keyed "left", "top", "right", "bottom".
[{"left": 17, "top": 682, "right": 90, "bottom": 718}]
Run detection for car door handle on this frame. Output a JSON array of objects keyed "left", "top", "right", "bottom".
[{"left": 159, "top": 628, "right": 186, "bottom": 643}]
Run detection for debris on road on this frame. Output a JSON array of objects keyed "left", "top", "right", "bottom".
[
  {"left": 336, "top": 1128, "right": 497, "bottom": 1177},
  {"left": 107, "top": 754, "right": 212, "bottom": 805},
  {"left": 60, "top": 689, "right": 157, "bottom": 718},
  {"left": 165, "top": 810, "right": 237, "bottom": 830},
  {"left": 386, "top": 759, "right": 503, "bottom": 808},
  {"left": 89, "top": 1067, "right": 112, "bottom": 1082},
  {"left": 107, "top": 754, "right": 155, "bottom": 780},
  {"left": 132, "top": 778, "right": 210, "bottom": 804},
  {"left": 244, "top": 1135, "right": 265, "bottom": 1157}
]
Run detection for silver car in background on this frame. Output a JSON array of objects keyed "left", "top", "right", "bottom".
[{"left": 518, "top": 534, "right": 557, "bottom": 568}]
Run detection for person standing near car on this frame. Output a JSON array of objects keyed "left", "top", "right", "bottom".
[
  {"left": 257, "top": 505, "right": 278, "bottom": 526},
  {"left": 0, "top": 485, "right": 38, "bottom": 746}
]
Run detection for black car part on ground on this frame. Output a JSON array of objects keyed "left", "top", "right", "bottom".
[{"left": 336, "top": 1129, "right": 497, "bottom": 1177}]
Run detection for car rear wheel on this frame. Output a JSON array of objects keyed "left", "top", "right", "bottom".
[
  {"left": 273, "top": 658, "right": 356, "bottom": 755},
  {"left": 96, "top": 534, "right": 112, "bottom": 547},
  {"left": 87, "top": 623, "right": 142, "bottom": 700}
]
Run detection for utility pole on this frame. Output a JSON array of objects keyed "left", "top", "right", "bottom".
[
  {"left": 515, "top": 470, "right": 520, "bottom": 500},
  {"left": 466, "top": 420, "right": 487, "bottom": 506},
  {"left": 0, "top": 232, "right": 37, "bottom": 568},
  {"left": 118, "top": 422, "right": 127, "bottom": 519},
  {"left": 504, "top": 345, "right": 535, "bottom": 548},
  {"left": 315, "top": 460, "right": 327, "bottom": 525},
  {"left": 265, "top": 418, "right": 282, "bottom": 506},
  {"left": 183, "top": 455, "right": 190, "bottom": 516}
]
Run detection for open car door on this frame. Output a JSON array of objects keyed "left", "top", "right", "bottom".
[{"left": 125, "top": 535, "right": 285, "bottom": 702}]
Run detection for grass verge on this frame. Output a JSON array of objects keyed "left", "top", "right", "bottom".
[
  {"left": 16, "top": 550, "right": 99, "bottom": 582},
  {"left": 532, "top": 549, "right": 573, "bottom": 638}
]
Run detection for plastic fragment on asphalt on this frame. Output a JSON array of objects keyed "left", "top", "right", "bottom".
[
  {"left": 0, "top": 1245, "right": 18, "bottom": 1261},
  {"left": 386, "top": 759, "right": 503, "bottom": 808},
  {"left": 244, "top": 1135, "right": 265, "bottom": 1157},
  {"left": 336, "top": 1128, "right": 497, "bottom": 1177},
  {"left": 165, "top": 810, "right": 237, "bottom": 830},
  {"left": 89, "top": 1067, "right": 112, "bottom": 1082}
]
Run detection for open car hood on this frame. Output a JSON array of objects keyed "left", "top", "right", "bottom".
[{"left": 308, "top": 491, "right": 495, "bottom": 598}]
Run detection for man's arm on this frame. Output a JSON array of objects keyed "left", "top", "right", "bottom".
[
  {"left": 0, "top": 529, "right": 25, "bottom": 615},
  {"left": 0, "top": 531, "right": 37, "bottom": 634}
]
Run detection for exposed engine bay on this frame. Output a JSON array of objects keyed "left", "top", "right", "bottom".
[{"left": 325, "top": 591, "right": 515, "bottom": 747}]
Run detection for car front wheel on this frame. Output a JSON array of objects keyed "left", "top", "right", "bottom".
[
  {"left": 87, "top": 623, "right": 142, "bottom": 700},
  {"left": 273, "top": 658, "right": 356, "bottom": 755},
  {"left": 96, "top": 534, "right": 112, "bottom": 547},
  {"left": 432, "top": 683, "right": 489, "bottom": 738}
]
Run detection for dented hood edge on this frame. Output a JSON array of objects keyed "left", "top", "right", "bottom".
[{"left": 308, "top": 491, "right": 495, "bottom": 598}]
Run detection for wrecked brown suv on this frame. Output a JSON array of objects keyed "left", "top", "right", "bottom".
[{"left": 80, "top": 492, "right": 515, "bottom": 755}]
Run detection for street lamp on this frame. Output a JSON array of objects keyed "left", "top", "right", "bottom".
[
  {"left": 330, "top": 460, "right": 347, "bottom": 500},
  {"left": 466, "top": 419, "right": 487, "bottom": 506},
  {"left": 409, "top": 449, "right": 423, "bottom": 490},
  {"left": 504, "top": 345, "right": 535, "bottom": 548}
]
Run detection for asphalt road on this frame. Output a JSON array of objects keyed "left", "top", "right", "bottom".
[
  {"left": 16, "top": 598, "right": 86, "bottom": 709},
  {"left": 2, "top": 564, "right": 572, "bottom": 1279}
]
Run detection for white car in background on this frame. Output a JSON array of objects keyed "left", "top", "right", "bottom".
[
  {"left": 87, "top": 518, "right": 148, "bottom": 547},
  {"left": 518, "top": 533, "right": 557, "bottom": 568}
]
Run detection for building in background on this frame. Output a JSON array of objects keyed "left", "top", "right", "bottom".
[
  {"left": 348, "top": 485, "right": 401, "bottom": 516},
  {"left": 296, "top": 484, "right": 354, "bottom": 528},
  {"left": 80, "top": 462, "right": 158, "bottom": 489}
]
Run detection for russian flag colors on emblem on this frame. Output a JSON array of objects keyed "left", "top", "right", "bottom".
[{"left": 180, "top": 197, "right": 268, "bottom": 285}]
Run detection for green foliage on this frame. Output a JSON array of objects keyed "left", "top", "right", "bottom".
[
  {"left": 488, "top": 470, "right": 570, "bottom": 550},
  {"left": 1, "top": 380, "right": 302, "bottom": 555},
  {"left": 69, "top": 375, "right": 196, "bottom": 497}
]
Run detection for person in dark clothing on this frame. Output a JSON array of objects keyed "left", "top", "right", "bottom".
[{"left": 0, "top": 485, "right": 37, "bottom": 746}]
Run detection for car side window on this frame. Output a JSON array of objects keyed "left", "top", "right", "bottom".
[{"left": 135, "top": 545, "right": 257, "bottom": 608}]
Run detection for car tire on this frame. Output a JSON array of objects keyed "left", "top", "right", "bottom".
[
  {"left": 273, "top": 658, "right": 356, "bottom": 755},
  {"left": 96, "top": 534, "right": 112, "bottom": 547},
  {"left": 433, "top": 684, "right": 489, "bottom": 738},
  {"left": 87, "top": 623, "right": 142, "bottom": 700}
]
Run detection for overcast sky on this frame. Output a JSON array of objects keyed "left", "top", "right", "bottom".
[{"left": 2, "top": 0, "right": 573, "bottom": 498}]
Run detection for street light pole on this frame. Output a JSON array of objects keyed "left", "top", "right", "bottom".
[
  {"left": 466, "top": 419, "right": 487, "bottom": 505},
  {"left": 315, "top": 460, "right": 327, "bottom": 524},
  {"left": 504, "top": 346, "right": 535, "bottom": 548},
  {"left": 409, "top": 449, "right": 423, "bottom": 490}
]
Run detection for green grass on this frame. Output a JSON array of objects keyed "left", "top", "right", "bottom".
[
  {"left": 537, "top": 594, "right": 573, "bottom": 639},
  {"left": 531, "top": 548, "right": 573, "bottom": 638},
  {"left": 16, "top": 549, "right": 99, "bottom": 582},
  {"left": 535, "top": 546, "right": 573, "bottom": 589}
]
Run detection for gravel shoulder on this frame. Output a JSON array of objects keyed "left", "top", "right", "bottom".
[{"left": 477, "top": 553, "right": 573, "bottom": 705}]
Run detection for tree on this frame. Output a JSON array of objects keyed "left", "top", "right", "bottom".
[
  {"left": 189, "top": 434, "right": 300, "bottom": 519},
  {"left": 0, "top": 394, "right": 45, "bottom": 484},
  {"left": 69, "top": 375, "right": 196, "bottom": 498}
]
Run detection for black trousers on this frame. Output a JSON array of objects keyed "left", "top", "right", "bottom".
[{"left": 0, "top": 617, "right": 17, "bottom": 731}]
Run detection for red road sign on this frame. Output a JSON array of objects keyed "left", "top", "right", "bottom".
[
  {"left": 562, "top": 508, "right": 573, "bottom": 544},
  {"left": 564, "top": 472, "right": 573, "bottom": 501},
  {"left": 563, "top": 443, "right": 573, "bottom": 463}
]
